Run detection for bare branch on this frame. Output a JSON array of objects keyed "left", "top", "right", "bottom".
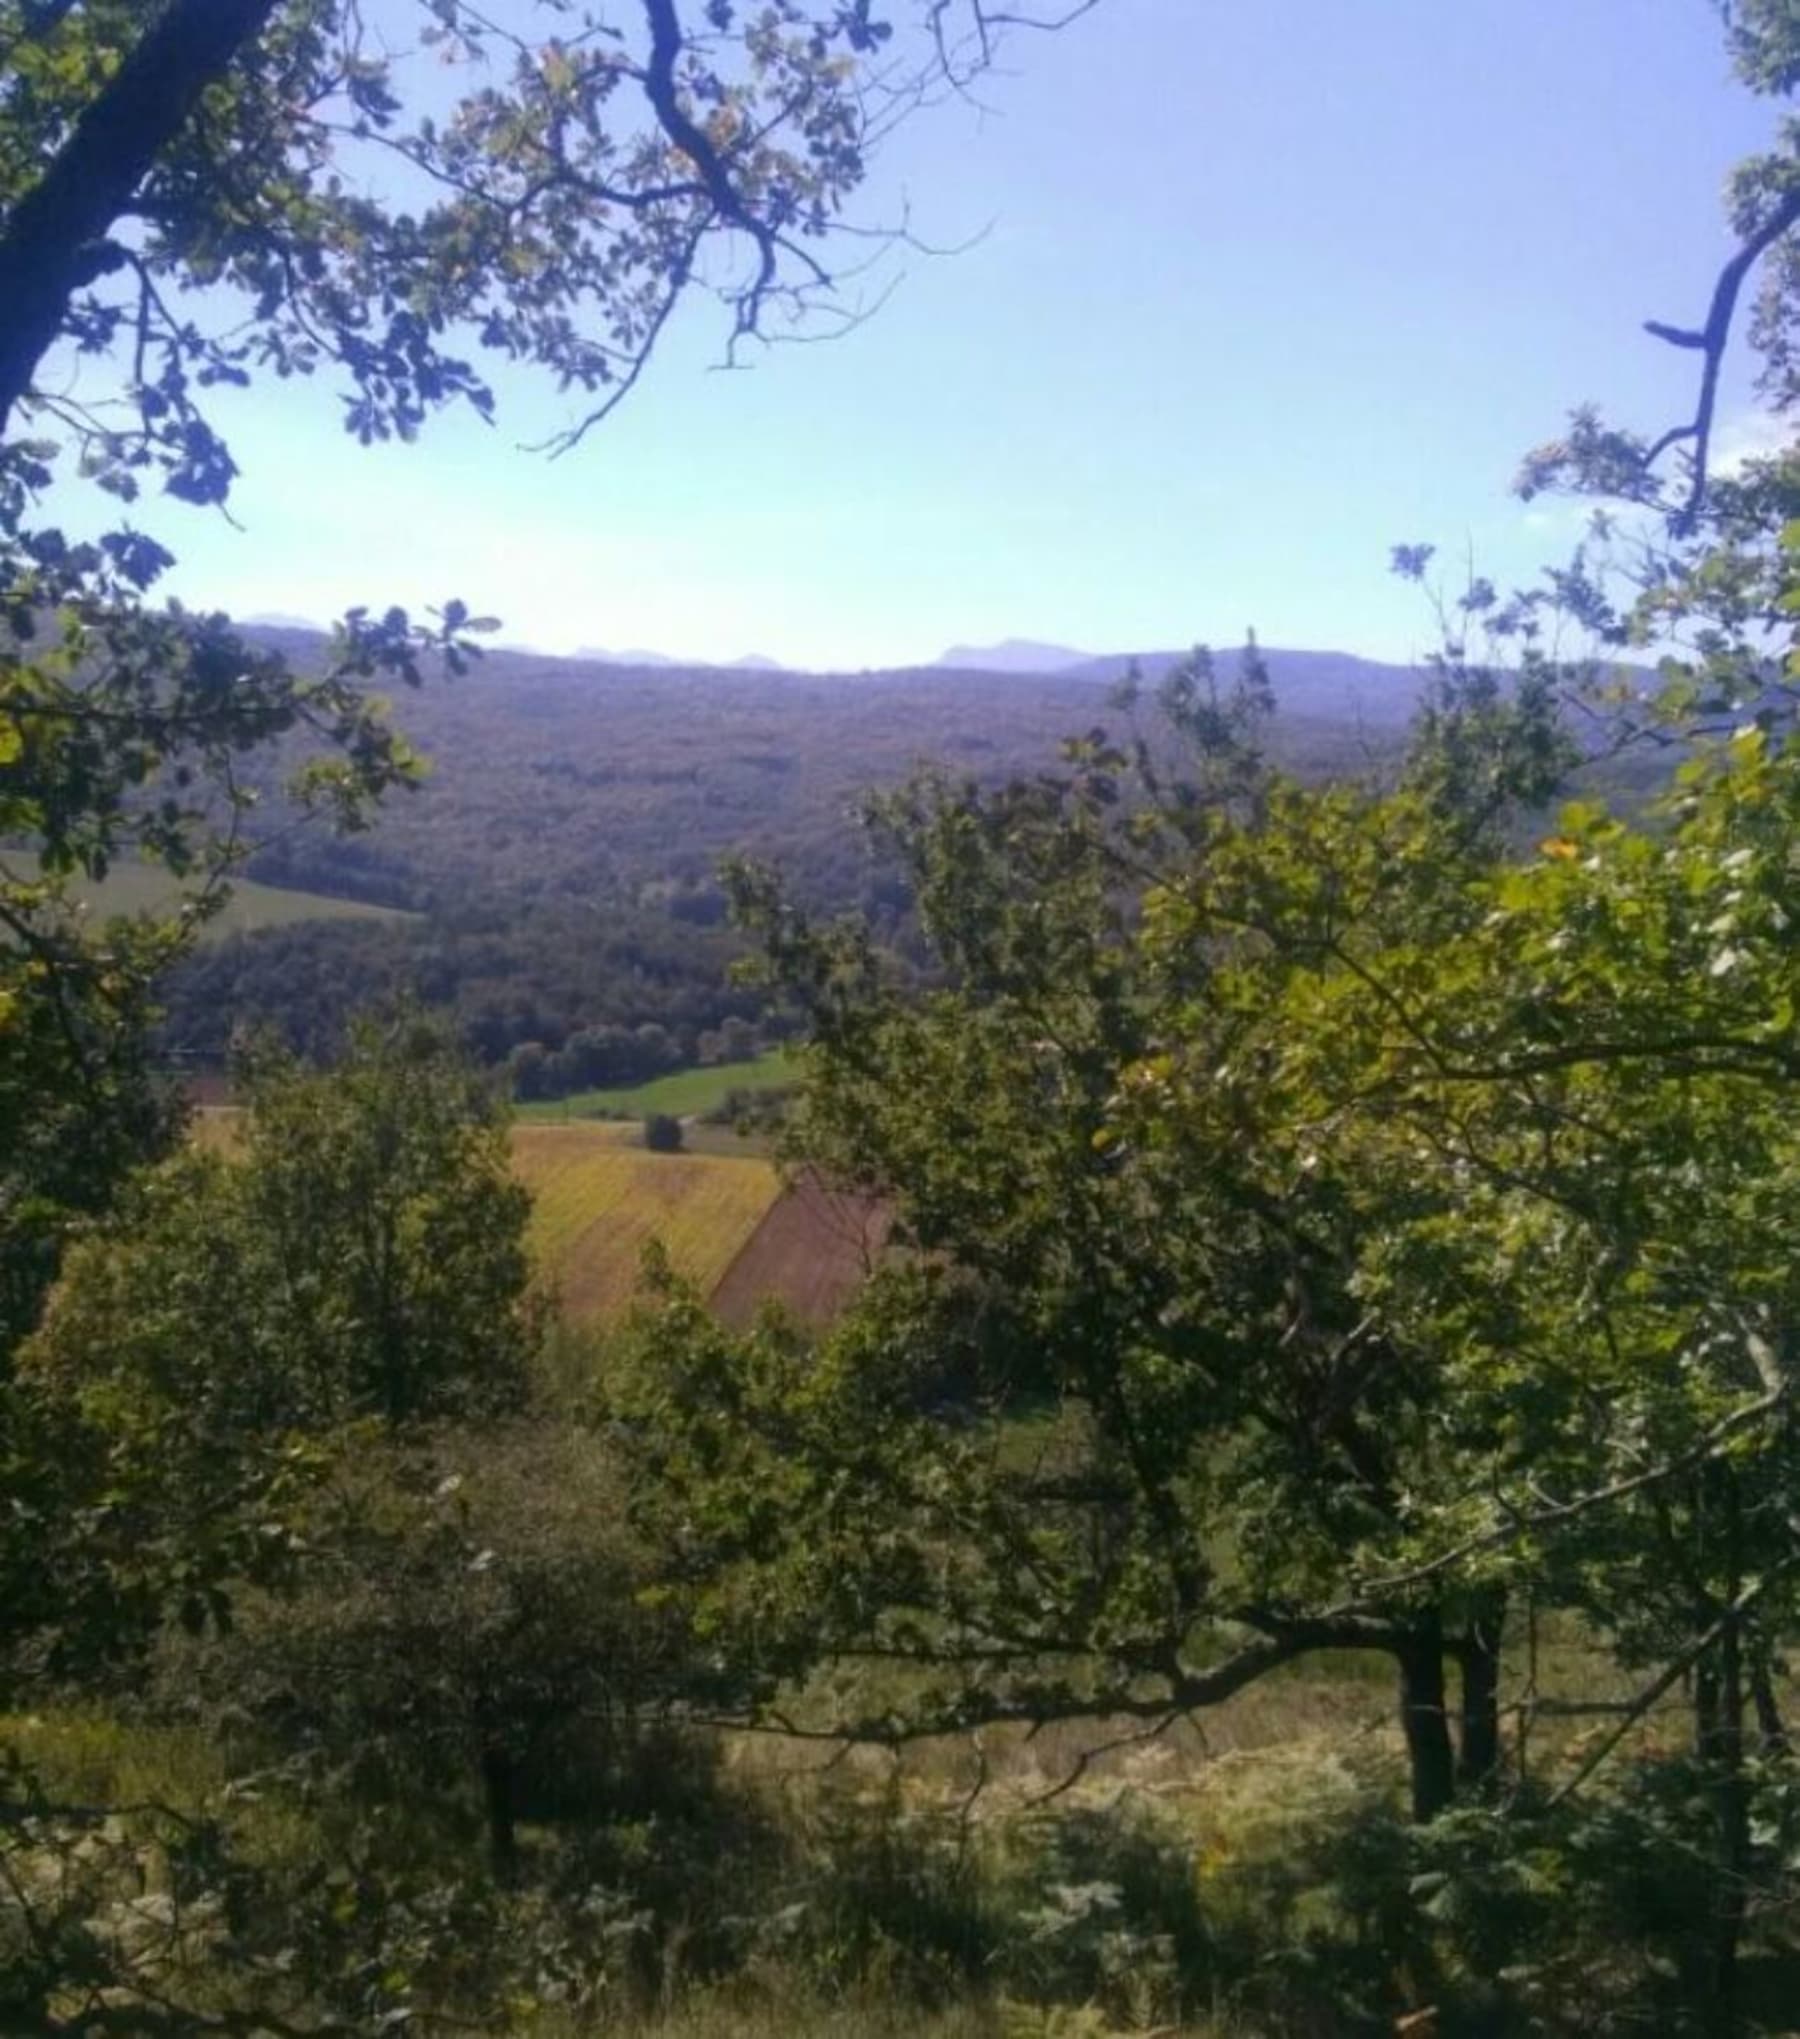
[{"left": 1641, "top": 182, "right": 1800, "bottom": 532}]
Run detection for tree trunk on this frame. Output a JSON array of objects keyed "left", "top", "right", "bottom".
[
  {"left": 481, "top": 1745, "right": 518, "bottom": 1881},
  {"left": 1695, "top": 1652, "right": 1721, "bottom": 1758},
  {"left": 1751, "top": 1653, "right": 1789, "bottom": 1756},
  {"left": 1697, "top": 1480, "right": 1751, "bottom": 2039},
  {"left": 1455, "top": 1595, "right": 1506, "bottom": 1797},
  {"left": 1397, "top": 1614, "right": 1456, "bottom": 1823},
  {"left": 0, "top": 0, "right": 279, "bottom": 432},
  {"left": 1701, "top": 1613, "right": 1749, "bottom": 2037}
]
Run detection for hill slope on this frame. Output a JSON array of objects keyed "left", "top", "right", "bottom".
[{"left": 243, "top": 630, "right": 1422, "bottom": 910}]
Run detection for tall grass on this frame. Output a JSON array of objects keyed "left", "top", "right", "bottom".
[{"left": 3, "top": 1610, "right": 1769, "bottom": 2037}]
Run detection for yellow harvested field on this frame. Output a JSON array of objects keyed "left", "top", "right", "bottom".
[
  {"left": 190, "top": 1105, "right": 243, "bottom": 1154},
  {"left": 511, "top": 1123, "right": 780, "bottom": 1321},
  {"left": 186, "top": 1113, "right": 784, "bottom": 1322}
]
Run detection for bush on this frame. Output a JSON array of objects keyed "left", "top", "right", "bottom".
[{"left": 644, "top": 1113, "right": 685, "bottom": 1153}]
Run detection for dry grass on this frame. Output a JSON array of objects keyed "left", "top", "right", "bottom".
[
  {"left": 188, "top": 1104, "right": 243, "bottom": 1154},
  {"left": 715, "top": 1609, "right": 1681, "bottom": 1841},
  {"left": 558, "top": 1999, "right": 1236, "bottom": 2037},
  {"left": 561, "top": 2001, "right": 1011, "bottom": 2038},
  {"left": 512, "top": 1123, "right": 780, "bottom": 1320}
]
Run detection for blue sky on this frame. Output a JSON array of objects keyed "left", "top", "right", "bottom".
[{"left": 100, "top": 1, "right": 1787, "bottom": 669}]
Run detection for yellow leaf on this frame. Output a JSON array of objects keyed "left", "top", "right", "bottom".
[{"left": 1538, "top": 836, "right": 1581, "bottom": 861}]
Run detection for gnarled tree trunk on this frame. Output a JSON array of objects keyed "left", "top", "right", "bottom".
[{"left": 0, "top": 0, "right": 278, "bottom": 433}]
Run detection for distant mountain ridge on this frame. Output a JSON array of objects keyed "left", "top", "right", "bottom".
[
  {"left": 929, "top": 639, "right": 1421, "bottom": 725},
  {"left": 934, "top": 638, "right": 1091, "bottom": 675},
  {"left": 575, "top": 645, "right": 789, "bottom": 673},
  {"left": 235, "top": 622, "right": 1433, "bottom": 920},
  {"left": 241, "top": 620, "right": 1414, "bottom": 723},
  {"left": 575, "top": 645, "right": 678, "bottom": 667},
  {"left": 245, "top": 620, "right": 1424, "bottom": 731},
  {"left": 557, "top": 637, "right": 1423, "bottom": 725}
]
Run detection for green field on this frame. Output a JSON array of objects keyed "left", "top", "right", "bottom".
[
  {"left": 73, "top": 863, "right": 412, "bottom": 940},
  {"left": 518, "top": 1048, "right": 800, "bottom": 1121}
]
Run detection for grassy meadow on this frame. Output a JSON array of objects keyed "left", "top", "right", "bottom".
[
  {"left": 76, "top": 861, "right": 412, "bottom": 939},
  {"left": 518, "top": 1049, "right": 799, "bottom": 1122}
]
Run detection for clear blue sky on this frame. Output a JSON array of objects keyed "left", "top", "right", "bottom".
[{"left": 101, "top": 0, "right": 1787, "bottom": 669}]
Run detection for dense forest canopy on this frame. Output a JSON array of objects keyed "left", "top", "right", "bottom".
[{"left": 150, "top": 634, "right": 1426, "bottom": 1075}]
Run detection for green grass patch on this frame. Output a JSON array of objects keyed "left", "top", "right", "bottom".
[
  {"left": 76, "top": 862, "right": 413, "bottom": 939},
  {"left": 518, "top": 1049, "right": 799, "bottom": 1121}
]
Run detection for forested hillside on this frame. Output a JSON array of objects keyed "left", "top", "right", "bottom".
[
  {"left": 152, "top": 636, "right": 1415, "bottom": 1073},
  {"left": 238, "top": 628, "right": 1414, "bottom": 907}
]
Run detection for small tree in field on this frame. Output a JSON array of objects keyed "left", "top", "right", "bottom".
[{"left": 644, "top": 1111, "right": 685, "bottom": 1153}]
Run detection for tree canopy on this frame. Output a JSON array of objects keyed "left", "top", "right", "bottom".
[{"left": 0, "top": 0, "right": 1100, "bottom": 496}]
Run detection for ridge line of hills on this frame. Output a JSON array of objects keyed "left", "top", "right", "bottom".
[
  {"left": 160, "top": 627, "right": 1657, "bottom": 1079},
  {"left": 226, "top": 624, "right": 1429, "bottom": 924},
  {"left": 249, "top": 615, "right": 1430, "bottom": 712}
]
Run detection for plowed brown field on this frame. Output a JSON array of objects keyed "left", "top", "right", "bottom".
[{"left": 709, "top": 1173, "right": 893, "bottom": 1329}]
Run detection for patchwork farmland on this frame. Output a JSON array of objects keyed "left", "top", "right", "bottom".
[
  {"left": 511, "top": 1123, "right": 780, "bottom": 1319},
  {"left": 193, "top": 1111, "right": 881, "bottom": 1324},
  {"left": 515, "top": 1126, "right": 887, "bottom": 1325}
]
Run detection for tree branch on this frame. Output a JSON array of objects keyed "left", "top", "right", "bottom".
[
  {"left": 0, "top": 0, "right": 280, "bottom": 436},
  {"left": 1548, "top": 1557, "right": 1798, "bottom": 1808},
  {"left": 1642, "top": 182, "right": 1800, "bottom": 532}
]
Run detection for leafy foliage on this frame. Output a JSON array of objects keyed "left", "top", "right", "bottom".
[{"left": 6, "top": 1014, "right": 540, "bottom": 1706}]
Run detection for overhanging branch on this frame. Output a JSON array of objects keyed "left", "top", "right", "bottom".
[
  {"left": 0, "top": 0, "right": 280, "bottom": 436},
  {"left": 1642, "top": 182, "right": 1800, "bottom": 532}
]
